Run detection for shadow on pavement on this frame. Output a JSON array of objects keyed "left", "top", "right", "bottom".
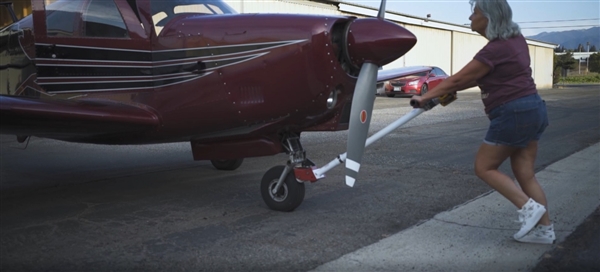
[{"left": 533, "top": 206, "right": 600, "bottom": 272}]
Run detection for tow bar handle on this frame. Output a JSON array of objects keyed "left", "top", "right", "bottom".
[{"left": 410, "top": 93, "right": 457, "bottom": 110}]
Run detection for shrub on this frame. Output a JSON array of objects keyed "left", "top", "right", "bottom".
[
  {"left": 589, "top": 53, "right": 600, "bottom": 73},
  {"left": 558, "top": 73, "right": 600, "bottom": 83},
  {"left": 552, "top": 67, "right": 562, "bottom": 84}
]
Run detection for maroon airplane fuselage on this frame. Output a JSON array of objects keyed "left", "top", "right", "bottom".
[{"left": 0, "top": 0, "right": 417, "bottom": 160}]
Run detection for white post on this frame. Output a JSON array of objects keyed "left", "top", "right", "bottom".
[
  {"left": 587, "top": 42, "right": 590, "bottom": 52},
  {"left": 586, "top": 57, "right": 589, "bottom": 74}
]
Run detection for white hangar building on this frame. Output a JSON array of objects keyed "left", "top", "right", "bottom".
[{"left": 224, "top": 0, "right": 557, "bottom": 89}]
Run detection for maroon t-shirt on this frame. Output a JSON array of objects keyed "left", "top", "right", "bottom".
[{"left": 474, "top": 35, "right": 537, "bottom": 114}]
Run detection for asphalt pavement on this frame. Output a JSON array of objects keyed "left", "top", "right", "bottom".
[
  {"left": 1, "top": 86, "right": 598, "bottom": 271},
  {"left": 313, "top": 143, "right": 600, "bottom": 272}
]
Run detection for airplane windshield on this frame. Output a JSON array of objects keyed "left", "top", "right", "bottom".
[
  {"left": 45, "top": 0, "right": 129, "bottom": 38},
  {"left": 151, "top": 0, "right": 237, "bottom": 35}
]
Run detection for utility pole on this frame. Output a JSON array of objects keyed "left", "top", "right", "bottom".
[
  {"left": 587, "top": 42, "right": 590, "bottom": 52},
  {"left": 586, "top": 57, "right": 589, "bottom": 74},
  {"left": 586, "top": 42, "right": 590, "bottom": 74}
]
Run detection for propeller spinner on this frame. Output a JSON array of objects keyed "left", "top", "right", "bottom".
[{"left": 344, "top": 1, "right": 418, "bottom": 187}]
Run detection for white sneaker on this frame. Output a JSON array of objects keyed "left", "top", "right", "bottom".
[
  {"left": 514, "top": 224, "right": 556, "bottom": 244},
  {"left": 513, "top": 198, "right": 546, "bottom": 239}
]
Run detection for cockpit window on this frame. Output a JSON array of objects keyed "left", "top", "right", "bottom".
[
  {"left": 174, "top": 4, "right": 227, "bottom": 15},
  {"left": 151, "top": 0, "right": 237, "bottom": 36},
  {"left": 46, "top": 1, "right": 83, "bottom": 37},
  {"left": 46, "top": 0, "right": 129, "bottom": 38},
  {"left": 83, "top": 0, "right": 129, "bottom": 38}
]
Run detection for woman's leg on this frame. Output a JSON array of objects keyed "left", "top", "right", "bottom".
[
  {"left": 474, "top": 143, "right": 530, "bottom": 208},
  {"left": 510, "top": 141, "right": 551, "bottom": 225}
]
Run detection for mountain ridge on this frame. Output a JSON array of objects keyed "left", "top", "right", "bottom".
[{"left": 526, "top": 27, "right": 599, "bottom": 51}]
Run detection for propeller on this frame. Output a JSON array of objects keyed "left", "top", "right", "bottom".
[{"left": 344, "top": 0, "right": 417, "bottom": 187}]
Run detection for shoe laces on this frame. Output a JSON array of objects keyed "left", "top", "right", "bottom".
[
  {"left": 531, "top": 226, "right": 554, "bottom": 238},
  {"left": 515, "top": 209, "right": 527, "bottom": 226}
]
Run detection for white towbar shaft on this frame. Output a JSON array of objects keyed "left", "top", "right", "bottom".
[
  {"left": 292, "top": 93, "right": 456, "bottom": 184},
  {"left": 311, "top": 108, "right": 425, "bottom": 179}
]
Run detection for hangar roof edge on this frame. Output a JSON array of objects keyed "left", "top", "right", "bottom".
[{"left": 311, "top": 0, "right": 557, "bottom": 49}]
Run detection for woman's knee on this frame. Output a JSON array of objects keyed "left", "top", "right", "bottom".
[
  {"left": 474, "top": 160, "right": 492, "bottom": 179},
  {"left": 474, "top": 144, "right": 513, "bottom": 179},
  {"left": 512, "top": 167, "right": 535, "bottom": 183}
]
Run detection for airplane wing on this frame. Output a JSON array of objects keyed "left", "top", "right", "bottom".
[
  {"left": 377, "top": 66, "right": 432, "bottom": 82},
  {"left": 0, "top": 95, "right": 159, "bottom": 141}
]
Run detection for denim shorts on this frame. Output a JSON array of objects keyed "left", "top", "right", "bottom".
[{"left": 484, "top": 94, "right": 549, "bottom": 148}]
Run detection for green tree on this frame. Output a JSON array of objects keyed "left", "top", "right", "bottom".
[
  {"left": 591, "top": 45, "right": 597, "bottom": 52},
  {"left": 553, "top": 52, "right": 577, "bottom": 84},
  {"left": 553, "top": 55, "right": 562, "bottom": 84},
  {"left": 589, "top": 52, "right": 600, "bottom": 73}
]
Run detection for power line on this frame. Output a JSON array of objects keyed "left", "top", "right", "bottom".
[
  {"left": 521, "top": 24, "right": 599, "bottom": 29},
  {"left": 517, "top": 18, "right": 600, "bottom": 24}
]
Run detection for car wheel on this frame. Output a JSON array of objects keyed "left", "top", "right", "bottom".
[{"left": 421, "top": 84, "right": 428, "bottom": 95}]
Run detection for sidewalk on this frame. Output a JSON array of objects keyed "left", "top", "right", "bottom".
[{"left": 312, "top": 143, "right": 599, "bottom": 272}]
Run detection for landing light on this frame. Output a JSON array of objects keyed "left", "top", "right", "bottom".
[{"left": 327, "top": 89, "right": 338, "bottom": 109}]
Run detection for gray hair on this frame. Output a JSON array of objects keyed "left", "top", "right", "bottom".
[{"left": 469, "top": 0, "right": 521, "bottom": 40}]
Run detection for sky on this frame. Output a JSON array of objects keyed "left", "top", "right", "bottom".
[{"left": 345, "top": 0, "right": 600, "bottom": 36}]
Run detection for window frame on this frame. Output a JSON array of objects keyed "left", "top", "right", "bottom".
[{"left": 81, "top": 0, "right": 130, "bottom": 39}]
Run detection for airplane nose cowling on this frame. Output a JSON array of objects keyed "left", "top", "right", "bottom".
[{"left": 344, "top": 18, "right": 417, "bottom": 69}]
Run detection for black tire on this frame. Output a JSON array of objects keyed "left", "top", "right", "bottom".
[
  {"left": 210, "top": 159, "right": 243, "bottom": 171},
  {"left": 420, "top": 84, "right": 428, "bottom": 95},
  {"left": 386, "top": 93, "right": 395, "bottom": 97},
  {"left": 260, "top": 165, "right": 305, "bottom": 212}
]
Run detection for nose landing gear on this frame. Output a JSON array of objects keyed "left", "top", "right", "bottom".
[
  {"left": 261, "top": 165, "right": 305, "bottom": 212},
  {"left": 260, "top": 134, "right": 313, "bottom": 212}
]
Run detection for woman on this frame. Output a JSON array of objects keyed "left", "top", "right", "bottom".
[{"left": 410, "top": 0, "right": 553, "bottom": 244}]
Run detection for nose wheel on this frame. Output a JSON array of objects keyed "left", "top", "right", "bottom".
[{"left": 261, "top": 165, "right": 305, "bottom": 212}]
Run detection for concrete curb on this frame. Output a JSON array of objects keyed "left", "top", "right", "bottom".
[{"left": 312, "top": 143, "right": 599, "bottom": 272}]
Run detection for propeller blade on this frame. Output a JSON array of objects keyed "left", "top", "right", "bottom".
[
  {"left": 377, "top": 0, "right": 387, "bottom": 19},
  {"left": 343, "top": 0, "right": 414, "bottom": 187},
  {"left": 345, "top": 63, "right": 378, "bottom": 187}
]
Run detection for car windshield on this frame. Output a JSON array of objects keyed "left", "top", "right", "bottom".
[{"left": 398, "top": 71, "right": 427, "bottom": 79}]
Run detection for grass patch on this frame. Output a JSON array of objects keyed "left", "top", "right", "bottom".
[{"left": 557, "top": 73, "right": 600, "bottom": 84}]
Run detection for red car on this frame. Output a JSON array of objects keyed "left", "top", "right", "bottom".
[{"left": 384, "top": 66, "right": 448, "bottom": 97}]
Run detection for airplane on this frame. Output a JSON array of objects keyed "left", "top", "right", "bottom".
[{"left": 0, "top": 0, "right": 431, "bottom": 212}]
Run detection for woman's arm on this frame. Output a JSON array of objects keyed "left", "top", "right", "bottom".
[
  {"left": 457, "top": 80, "right": 479, "bottom": 91},
  {"left": 412, "top": 59, "right": 490, "bottom": 107}
]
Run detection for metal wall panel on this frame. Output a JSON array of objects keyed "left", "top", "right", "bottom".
[
  {"left": 534, "top": 46, "right": 554, "bottom": 89},
  {"left": 529, "top": 45, "right": 537, "bottom": 81},
  {"left": 383, "top": 56, "right": 406, "bottom": 70},
  {"left": 223, "top": 0, "right": 556, "bottom": 88},
  {"left": 401, "top": 25, "right": 452, "bottom": 74},
  {"left": 1, "top": 0, "right": 555, "bottom": 90},
  {"left": 224, "top": 0, "right": 343, "bottom": 15},
  {"left": 530, "top": 45, "right": 556, "bottom": 89},
  {"left": 451, "top": 32, "right": 487, "bottom": 75}
]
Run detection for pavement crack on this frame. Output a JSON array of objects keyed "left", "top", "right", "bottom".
[
  {"left": 431, "top": 217, "right": 517, "bottom": 231},
  {"left": 431, "top": 217, "right": 571, "bottom": 232}
]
